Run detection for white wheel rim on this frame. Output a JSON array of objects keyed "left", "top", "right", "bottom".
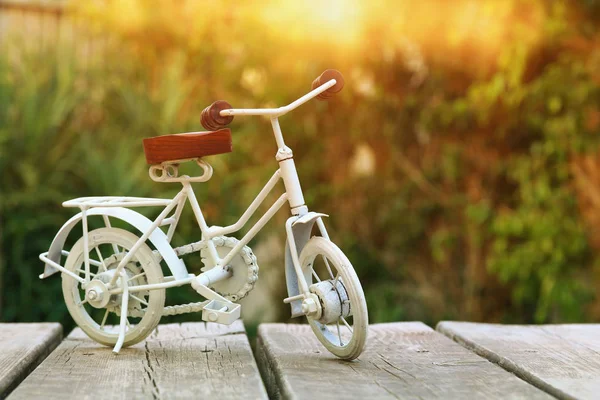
[
  {"left": 300, "top": 238, "right": 368, "bottom": 359},
  {"left": 63, "top": 228, "right": 164, "bottom": 345}
]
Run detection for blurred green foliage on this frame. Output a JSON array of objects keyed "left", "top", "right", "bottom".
[{"left": 0, "top": 0, "right": 599, "bottom": 332}]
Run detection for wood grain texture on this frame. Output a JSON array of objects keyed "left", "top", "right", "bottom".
[
  {"left": 142, "top": 129, "right": 232, "bottom": 165},
  {"left": 9, "top": 321, "right": 267, "bottom": 400},
  {"left": 0, "top": 323, "right": 62, "bottom": 399},
  {"left": 256, "top": 322, "right": 550, "bottom": 400},
  {"left": 438, "top": 322, "right": 600, "bottom": 400}
]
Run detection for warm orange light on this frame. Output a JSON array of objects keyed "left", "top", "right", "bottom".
[
  {"left": 261, "top": 0, "right": 365, "bottom": 50},
  {"left": 72, "top": 0, "right": 546, "bottom": 75}
]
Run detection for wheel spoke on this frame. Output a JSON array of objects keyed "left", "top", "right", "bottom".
[
  {"left": 340, "top": 316, "right": 353, "bottom": 334},
  {"left": 323, "top": 255, "right": 335, "bottom": 280},
  {"left": 94, "top": 246, "right": 108, "bottom": 272},
  {"left": 65, "top": 228, "right": 167, "bottom": 350},
  {"left": 110, "top": 240, "right": 119, "bottom": 255},
  {"left": 100, "top": 309, "right": 109, "bottom": 329},
  {"left": 128, "top": 272, "right": 146, "bottom": 282},
  {"left": 130, "top": 294, "right": 148, "bottom": 306},
  {"left": 336, "top": 321, "right": 344, "bottom": 346},
  {"left": 311, "top": 268, "right": 321, "bottom": 282}
]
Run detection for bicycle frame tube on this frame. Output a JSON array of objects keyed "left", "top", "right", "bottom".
[
  {"left": 104, "top": 109, "right": 313, "bottom": 292},
  {"left": 107, "top": 191, "right": 185, "bottom": 287},
  {"left": 104, "top": 164, "right": 297, "bottom": 290},
  {"left": 185, "top": 168, "right": 291, "bottom": 269}
]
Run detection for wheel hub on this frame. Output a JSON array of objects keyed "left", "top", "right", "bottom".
[
  {"left": 85, "top": 280, "right": 110, "bottom": 308},
  {"left": 309, "top": 279, "right": 352, "bottom": 324},
  {"left": 85, "top": 262, "right": 137, "bottom": 309}
]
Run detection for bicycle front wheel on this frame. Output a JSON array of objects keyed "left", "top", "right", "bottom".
[{"left": 299, "top": 237, "right": 368, "bottom": 360}]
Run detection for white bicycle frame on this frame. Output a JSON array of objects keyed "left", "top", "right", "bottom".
[{"left": 41, "top": 78, "right": 338, "bottom": 302}]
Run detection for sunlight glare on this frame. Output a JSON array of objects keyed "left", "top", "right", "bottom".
[{"left": 261, "top": 0, "right": 364, "bottom": 50}]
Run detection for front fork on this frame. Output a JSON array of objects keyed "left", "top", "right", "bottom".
[{"left": 283, "top": 214, "right": 329, "bottom": 317}]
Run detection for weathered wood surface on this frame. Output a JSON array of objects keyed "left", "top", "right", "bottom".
[
  {"left": 438, "top": 322, "right": 600, "bottom": 400},
  {"left": 0, "top": 323, "right": 62, "bottom": 399},
  {"left": 256, "top": 322, "right": 550, "bottom": 399},
  {"left": 9, "top": 321, "right": 267, "bottom": 400}
]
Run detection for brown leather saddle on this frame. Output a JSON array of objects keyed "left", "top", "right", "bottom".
[{"left": 142, "top": 129, "right": 232, "bottom": 165}]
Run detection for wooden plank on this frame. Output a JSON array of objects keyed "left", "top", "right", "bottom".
[
  {"left": 9, "top": 322, "right": 267, "bottom": 400},
  {"left": 0, "top": 323, "right": 62, "bottom": 398},
  {"left": 438, "top": 322, "right": 600, "bottom": 400},
  {"left": 256, "top": 322, "right": 550, "bottom": 399}
]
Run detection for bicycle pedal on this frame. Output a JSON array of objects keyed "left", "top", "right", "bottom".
[{"left": 201, "top": 299, "right": 241, "bottom": 325}]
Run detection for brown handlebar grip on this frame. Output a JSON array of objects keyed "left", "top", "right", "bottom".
[
  {"left": 311, "top": 69, "right": 344, "bottom": 100},
  {"left": 201, "top": 100, "right": 234, "bottom": 131}
]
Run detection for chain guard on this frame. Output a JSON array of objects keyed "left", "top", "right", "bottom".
[{"left": 201, "top": 236, "right": 259, "bottom": 302}]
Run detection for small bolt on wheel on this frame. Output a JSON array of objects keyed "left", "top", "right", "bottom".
[
  {"left": 299, "top": 237, "right": 368, "bottom": 360},
  {"left": 62, "top": 228, "right": 165, "bottom": 348}
]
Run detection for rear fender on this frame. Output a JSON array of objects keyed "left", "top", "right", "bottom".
[{"left": 41, "top": 207, "right": 188, "bottom": 280}]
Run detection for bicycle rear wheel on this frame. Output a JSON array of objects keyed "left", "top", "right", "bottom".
[{"left": 62, "top": 227, "right": 165, "bottom": 347}]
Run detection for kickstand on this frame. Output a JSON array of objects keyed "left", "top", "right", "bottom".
[{"left": 113, "top": 271, "right": 129, "bottom": 354}]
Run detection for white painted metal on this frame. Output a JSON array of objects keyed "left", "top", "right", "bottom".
[
  {"left": 300, "top": 237, "right": 368, "bottom": 360},
  {"left": 110, "top": 275, "right": 194, "bottom": 295},
  {"left": 194, "top": 265, "right": 232, "bottom": 287},
  {"left": 205, "top": 169, "right": 282, "bottom": 238},
  {"left": 270, "top": 118, "right": 287, "bottom": 150},
  {"left": 166, "top": 193, "right": 187, "bottom": 242},
  {"left": 292, "top": 212, "right": 328, "bottom": 227},
  {"left": 113, "top": 270, "right": 129, "bottom": 353},
  {"left": 283, "top": 293, "right": 306, "bottom": 304},
  {"left": 279, "top": 158, "right": 305, "bottom": 209},
  {"left": 41, "top": 207, "right": 187, "bottom": 280},
  {"left": 40, "top": 74, "right": 369, "bottom": 359},
  {"left": 62, "top": 228, "right": 165, "bottom": 349},
  {"left": 39, "top": 252, "right": 85, "bottom": 283},
  {"left": 63, "top": 196, "right": 173, "bottom": 208},
  {"left": 212, "top": 193, "right": 288, "bottom": 270},
  {"left": 81, "top": 207, "right": 90, "bottom": 282},
  {"left": 149, "top": 159, "right": 213, "bottom": 183},
  {"left": 107, "top": 192, "right": 185, "bottom": 287},
  {"left": 202, "top": 300, "right": 241, "bottom": 325},
  {"left": 316, "top": 217, "right": 331, "bottom": 240},
  {"left": 285, "top": 217, "right": 309, "bottom": 294},
  {"left": 219, "top": 79, "right": 336, "bottom": 117}
]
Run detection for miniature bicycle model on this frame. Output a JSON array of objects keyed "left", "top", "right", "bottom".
[{"left": 40, "top": 69, "right": 368, "bottom": 360}]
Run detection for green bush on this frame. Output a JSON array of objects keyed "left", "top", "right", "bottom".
[{"left": 1, "top": 0, "right": 599, "bottom": 331}]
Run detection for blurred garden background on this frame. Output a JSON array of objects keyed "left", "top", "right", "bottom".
[{"left": 0, "top": 0, "right": 599, "bottom": 334}]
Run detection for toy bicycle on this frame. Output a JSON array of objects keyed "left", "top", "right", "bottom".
[{"left": 39, "top": 69, "right": 368, "bottom": 360}]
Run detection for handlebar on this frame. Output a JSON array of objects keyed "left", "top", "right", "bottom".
[{"left": 200, "top": 69, "right": 344, "bottom": 130}]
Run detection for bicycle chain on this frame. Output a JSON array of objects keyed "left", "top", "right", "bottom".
[{"left": 128, "top": 301, "right": 208, "bottom": 318}]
